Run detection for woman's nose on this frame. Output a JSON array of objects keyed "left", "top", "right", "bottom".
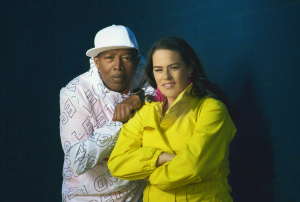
[{"left": 162, "top": 69, "right": 172, "bottom": 79}]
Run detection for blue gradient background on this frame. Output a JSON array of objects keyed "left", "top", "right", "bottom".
[{"left": 0, "top": 0, "right": 299, "bottom": 201}]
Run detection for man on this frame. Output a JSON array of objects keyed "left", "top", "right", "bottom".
[{"left": 60, "top": 25, "right": 151, "bottom": 202}]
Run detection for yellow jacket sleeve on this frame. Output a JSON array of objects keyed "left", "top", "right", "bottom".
[
  {"left": 108, "top": 107, "right": 163, "bottom": 180},
  {"left": 149, "top": 99, "right": 236, "bottom": 190}
]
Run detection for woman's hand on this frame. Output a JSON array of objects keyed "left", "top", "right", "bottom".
[
  {"left": 156, "top": 152, "right": 176, "bottom": 167},
  {"left": 112, "top": 94, "right": 142, "bottom": 122},
  {"left": 143, "top": 153, "right": 176, "bottom": 182}
]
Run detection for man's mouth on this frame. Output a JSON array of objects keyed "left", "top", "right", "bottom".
[
  {"left": 113, "top": 77, "right": 124, "bottom": 81},
  {"left": 112, "top": 75, "right": 125, "bottom": 82}
]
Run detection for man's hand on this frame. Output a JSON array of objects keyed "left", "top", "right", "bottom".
[
  {"left": 155, "top": 152, "right": 176, "bottom": 167},
  {"left": 112, "top": 94, "right": 142, "bottom": 122}
]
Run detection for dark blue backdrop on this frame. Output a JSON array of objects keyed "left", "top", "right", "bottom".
[{"left": 0, "top": 0, "right": 299, "bottom": 201}]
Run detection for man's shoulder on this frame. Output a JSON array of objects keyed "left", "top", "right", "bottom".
[{"left": 60, "top": 70, "right": 94, "bottom": 98}]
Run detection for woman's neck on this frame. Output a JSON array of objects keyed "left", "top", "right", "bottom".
[{"left": 162, "top": 97, "right": 175, "bottom": 116}]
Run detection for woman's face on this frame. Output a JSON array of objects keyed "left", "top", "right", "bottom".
[{"left": 152, "top": 49, "right": 192, "bottom": 102}]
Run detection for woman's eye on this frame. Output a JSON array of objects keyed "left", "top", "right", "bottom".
[
  {"left": 154, "top": 69, "right": 162, "bottom": 72},
  {"left": 171, "top": 66, "right": 178, "bottom": 69}
]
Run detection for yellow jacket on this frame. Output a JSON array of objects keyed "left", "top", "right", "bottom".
[{"left": 108, "top": 84, "right": 236, "bottom": 202}]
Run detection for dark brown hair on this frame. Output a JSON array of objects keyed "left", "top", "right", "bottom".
[{"left": 139, "top": 36, "right": 235, "bottom": 120}]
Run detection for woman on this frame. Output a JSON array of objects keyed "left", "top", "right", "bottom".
[{"left": 108, "top": 36, "right": 236, "bottom": 201}]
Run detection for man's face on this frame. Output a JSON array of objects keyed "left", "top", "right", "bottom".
[{"left": 94, "top": 49, "right": 139, "bottom": 92}]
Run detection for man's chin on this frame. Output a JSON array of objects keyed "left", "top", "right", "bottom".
[{"left": 108, "top": 83, "right": 129, "bottom": 93}]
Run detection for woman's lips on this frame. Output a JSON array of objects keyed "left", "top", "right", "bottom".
[{"left": 162, "top": 83, "right": 175, "bottom": 89}]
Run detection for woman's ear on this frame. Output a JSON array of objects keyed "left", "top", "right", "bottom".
[
  {"left": 188, "top": 61, "right": 194, "bottom": 74},
  {"left": 188, "top": 66, "right": 193, "bottom": 74}
]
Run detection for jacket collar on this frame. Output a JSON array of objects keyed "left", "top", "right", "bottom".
[
  {"left": 144, "top": 83, "right": 194, "bottom": 127},
  {"left": 152, "top": 83, "right": 194, "bottom": 113},
  {"left": 169, "top": 82, "right": 193, "bottom": 107},
  {"left": 142, "top": 83, "right": 194, "bottom": 153}
]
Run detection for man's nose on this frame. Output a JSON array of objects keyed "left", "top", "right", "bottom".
[{"left": 113, "top": 58, "right": 123, "bottom": 71}]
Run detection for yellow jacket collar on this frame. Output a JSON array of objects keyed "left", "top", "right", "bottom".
[
  {"left": 144, "top": 83, "right": 194, "bottom": 127},
  {"left": 157, "top": 82, "right": 194, "bottom": 112}
]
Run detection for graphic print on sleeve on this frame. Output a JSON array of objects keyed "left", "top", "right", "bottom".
[{"left": 60, "top": 56, "right": 149, "bottom": 202}]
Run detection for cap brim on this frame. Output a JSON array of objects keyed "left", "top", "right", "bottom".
[{"left": 86, "top": 46, "right": 139, "bottom": 57}]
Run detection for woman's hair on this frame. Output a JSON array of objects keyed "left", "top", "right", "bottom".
[{"left": 139, "top": 36, "right": 235, "bottom": 120}]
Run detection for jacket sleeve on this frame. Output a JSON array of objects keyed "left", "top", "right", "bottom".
[
  {"left": 108, "top": 107, "right": 163, "bottom": 180},
  {"left": 60, "top": 87, "right": 122, "bottom": 176},
  {"left": 149, "top": 100, "right": 236, "bottom": 190}
]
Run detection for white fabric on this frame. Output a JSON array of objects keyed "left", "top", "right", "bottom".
[{"left": 60, "top": 55, "right": 154, "bottom": 202}]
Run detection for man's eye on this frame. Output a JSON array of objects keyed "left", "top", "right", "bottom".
[
  {"left": 106, "top": 56, "right": 113, "bottom": 59},
  {"left": 123, "top": 57, "right": 131, "bottom": 60}
]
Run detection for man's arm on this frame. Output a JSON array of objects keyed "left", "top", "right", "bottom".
[
  {"left": 113, "top": 85, "right": 155, "bottom": 122},
  {"left": 60, "top": 88, "right": 122, "bottom": 176},
  {"left": 112, "top": 94, "right": 141, "bottom": 122}
]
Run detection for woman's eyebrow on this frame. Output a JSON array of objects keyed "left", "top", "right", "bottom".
[
  {"left": 167, "top": 62, "right": 179, "bottom": 67},
  {"left": 154, "top": 62, "right": 179, "bottom": 69}
]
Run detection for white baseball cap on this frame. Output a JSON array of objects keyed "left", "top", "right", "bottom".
[{"left": 86, "top": 25, "right": 139, "bottom": 57}]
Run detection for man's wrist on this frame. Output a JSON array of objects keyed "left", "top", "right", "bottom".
[
  {"left": 131, "top": 94, "right": 142, "bottom": 109},
  {"left": 131, "top": 88, "right": 145, "bottom": 106}
]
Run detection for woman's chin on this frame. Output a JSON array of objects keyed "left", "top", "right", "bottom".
[{"left": 163, "top": 94, "right": 180, "bottom": 101}]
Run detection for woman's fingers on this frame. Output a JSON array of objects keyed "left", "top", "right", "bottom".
[{"left": 156, "top": 152, "right": 177, "bottom": 167}]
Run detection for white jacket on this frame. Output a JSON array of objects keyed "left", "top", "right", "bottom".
[{"left": 60, "top": 56, "right": 153, "bottom": 202}]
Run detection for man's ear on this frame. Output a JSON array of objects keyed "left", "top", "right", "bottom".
[{"left": 93, "top": 56, "right": 99, "bottom": 68}]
